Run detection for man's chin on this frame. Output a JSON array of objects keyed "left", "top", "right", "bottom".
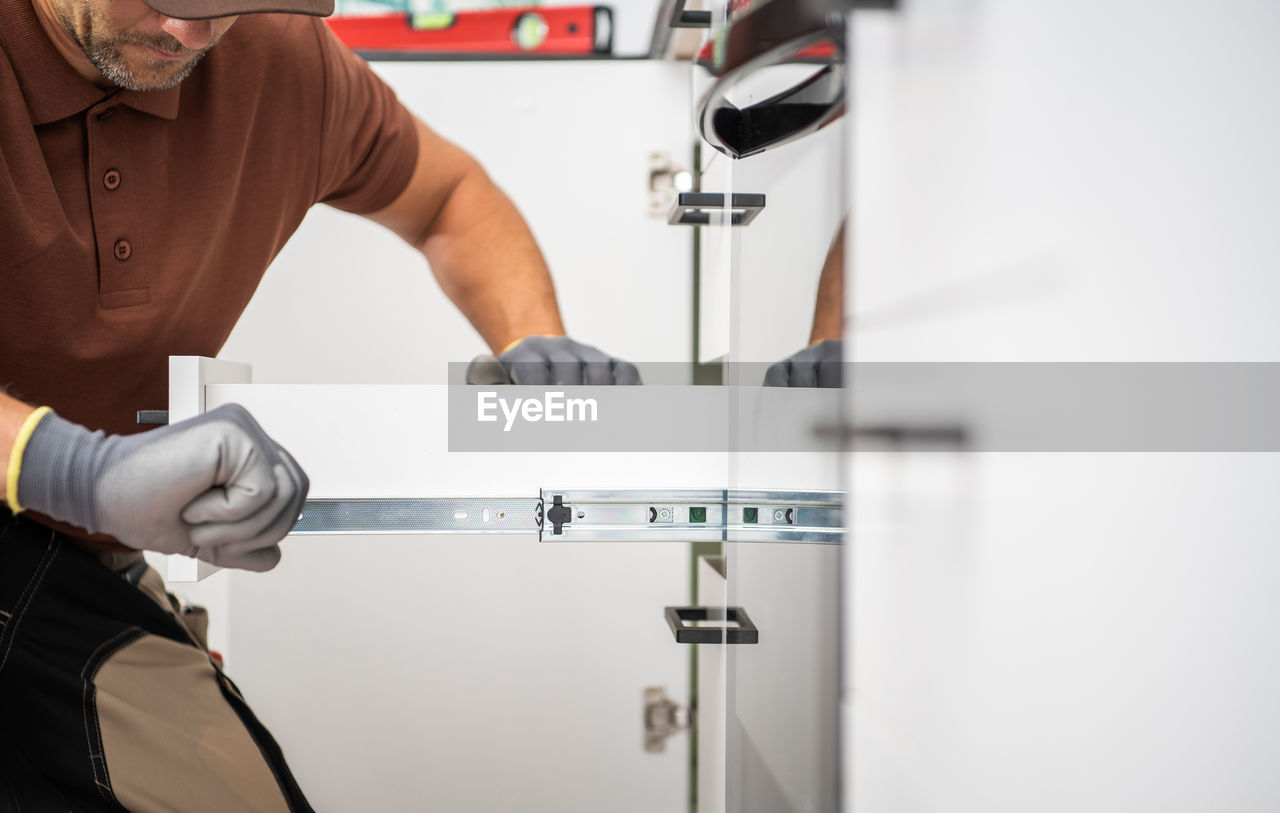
[
  {"left": 113, "top": 58, "right": 197, "bottom": 91},
  {"left": 91, "top": 44, "right": 201, "bottom": 92},
  {"left": 137, "top": 68, "right": 190, "bottom": 90}
]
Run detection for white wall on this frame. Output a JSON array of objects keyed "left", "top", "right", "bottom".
[{"left": 221, "top": 59, "right": 694, "bottom": 384}]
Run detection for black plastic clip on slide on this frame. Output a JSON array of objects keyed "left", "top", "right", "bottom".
[{"left": 545, "top": 495, "right": 573, "bottom": 535}]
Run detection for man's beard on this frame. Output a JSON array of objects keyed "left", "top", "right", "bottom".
[{"left": 59, "top": 4, "right": 214, "bottom": 91}]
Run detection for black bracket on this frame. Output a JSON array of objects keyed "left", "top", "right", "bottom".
[
  {"left": 669, "top": 0, "right": 711, "bottom": 28},
  {"left": 136, "top": 410, "right": 169, "bottom": 426},
  {"left": 545, "top": 495, "right": 573, "bottom": 536},
  {"left": 665, "top": 606, "right": 759, "bottom": 644},
  {"left": 667, "top": 192, "right": 765, "bottom": 226}
]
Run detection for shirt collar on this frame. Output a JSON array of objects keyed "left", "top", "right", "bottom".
[
  {"left": 118, "top": 85, "right": 181, "bottom": 120},
  {"left": 1, "top": 0, "right": 180, "bottom": 124}
]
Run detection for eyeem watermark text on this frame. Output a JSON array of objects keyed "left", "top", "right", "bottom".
[{"left": 477, "top": 391, "right": 599, "bottom": 432}]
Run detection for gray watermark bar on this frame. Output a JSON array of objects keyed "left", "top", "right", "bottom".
[
  {"left": 850, "top": 362, "right": 1280, "bottom": 452},
  {"left": 448, "top": 383, "right": 842, "bottom": 452},
  {"left": 445, "top": 362, "right": 1280, "bottom": 452}
]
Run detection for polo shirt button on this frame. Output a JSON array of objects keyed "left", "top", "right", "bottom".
[
  {"left": 96, "top": 107, "right": 116, "bottom": 120},
  {"left": 114, "top": 239, "right": 132, "bottom": 261},
  {"left": 104, "top": 170, "right": 121, "bottom": 190}
]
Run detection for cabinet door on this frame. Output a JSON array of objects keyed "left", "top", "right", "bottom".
[
  {"left": 848, "top": 2, "right": 1280, "bottom": 811},
  {"left": 692, "top": 19, "right": 850, "bottom": 813}
]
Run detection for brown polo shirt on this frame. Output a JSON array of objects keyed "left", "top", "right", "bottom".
[{"left": 1, "top": 0, "right": 418, "bottom": 546}]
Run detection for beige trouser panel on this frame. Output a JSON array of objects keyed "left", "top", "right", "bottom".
[
  {"left": 135, "top": 564, "right": 210, "bottom": 651},
  {"left": 93, "top": 569, "right": 291, "bottom": 813}
]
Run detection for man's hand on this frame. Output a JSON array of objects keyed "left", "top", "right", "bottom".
[
  {"left": 494, "top": 336, "right": 641, "bottom": 385},
  {"left": 764, "top": 339, "right": 844, "bottom": 388},
  {"left": 13, "top": 404, "right": 308, "bottom": 571}
]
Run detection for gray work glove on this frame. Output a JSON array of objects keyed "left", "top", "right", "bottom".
[
  {"left": 16, "top": 404, "right": 308, "bottom": 572},
  {"left": 484, "top": 335, "right": 641, "bottom": 385},
  {"left": 763, "top": 339, "right": 844, "bottom": 388}
]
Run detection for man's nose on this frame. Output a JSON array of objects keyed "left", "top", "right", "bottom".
[{"left": 159, "top": 17, "right": 214, "bottom": 51}]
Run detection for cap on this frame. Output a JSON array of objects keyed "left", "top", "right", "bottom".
[{"left": 144, "top": 0, "right": 334, "bottom": 20}]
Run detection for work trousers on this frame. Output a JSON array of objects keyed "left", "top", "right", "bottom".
[{"left": 0, "top": 509, "right": 313, "bottom": 812}]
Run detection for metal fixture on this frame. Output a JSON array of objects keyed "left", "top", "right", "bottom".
[
  {"left": 648, "top": 151, "right": 694, "bottom": 216},
  {"left": 290, "top": 489, "right": 842, "bottom": 544},
  {"left": 536, "top": 489, "right": 840, "bottom": 543},
  {"left": 643, "top": 686, "right": 691, "bottom": 753},
  {"left": 293, "top": 498, "right": 542, "bottom": 535}
]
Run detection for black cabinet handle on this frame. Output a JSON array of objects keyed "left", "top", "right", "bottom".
[
  {"left": 813, "top": 421, "right": 970, "bottom": 449},
  {"left": 852, "top": 424, "right": 969, "bottom": 446},
  {"left": 667, "top": 192, "right": 765, "bottom": 226},
  {"left": 704, "top": 64, "right": 844, "bottom": 159},
  {"left": 696, "top": 0, "right": 849, "bottom": 159},
  {"left": 665, "top": 606, "right": 759, "bottom": 644}
]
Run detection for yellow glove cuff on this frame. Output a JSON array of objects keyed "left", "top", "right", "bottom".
[
  {"left": 499, "top": 334, "right": 565, "bottom": 355},
  {"left": 500, "top": 337, "right": 525, "bottom": 355},
  {"left": 6, "top": 406, "right": 53, "bottom": 513}
]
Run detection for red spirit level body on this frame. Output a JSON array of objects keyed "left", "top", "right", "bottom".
[{"left": 326, "top": 5, "right": 613, "bottom": 56}]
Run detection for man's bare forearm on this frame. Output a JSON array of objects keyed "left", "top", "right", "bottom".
[
  {"left": 417, "top": 163, "right": 564, "bottom": 353},
  {"left": 809, "top": 224, "right": 845, "bottom": 344},
  {"left": 366, "top": 119, "right": 566, "bottom": 355}
]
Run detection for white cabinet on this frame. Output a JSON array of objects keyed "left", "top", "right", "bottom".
[
  {"left": 175, "top": 59, "right": 706, "bottom": 812},
  {"left": 163, "top": 363, "right": 845, "bottom": 812},
  {"left": 846, "top": 3, "right": 1280, "bottom": 811},
  {"left": 166, "top": 23, "right": 852, "bottom": 813},
  {"left": 168, "top": 373, "right": 705, "bottom": 812}
]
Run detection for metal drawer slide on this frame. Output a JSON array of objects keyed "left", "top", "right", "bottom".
[{"left": 293, "top": 489, "right": 842, "bottom": 544}]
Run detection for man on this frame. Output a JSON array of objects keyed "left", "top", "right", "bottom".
[
  {"left": 764, "top": 223, "right": 844, "bottom": 388},
  {"left": 0, "top": 0, "right": 635, "bottom": 805}
]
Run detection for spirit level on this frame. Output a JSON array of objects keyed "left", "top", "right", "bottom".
[{"left": 326, "top": 5, "right": 613, "bottom": 56}]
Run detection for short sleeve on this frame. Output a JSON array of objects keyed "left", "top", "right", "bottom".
[{"left": 311, "top": 19, "right": 419, "bottom": 214}]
